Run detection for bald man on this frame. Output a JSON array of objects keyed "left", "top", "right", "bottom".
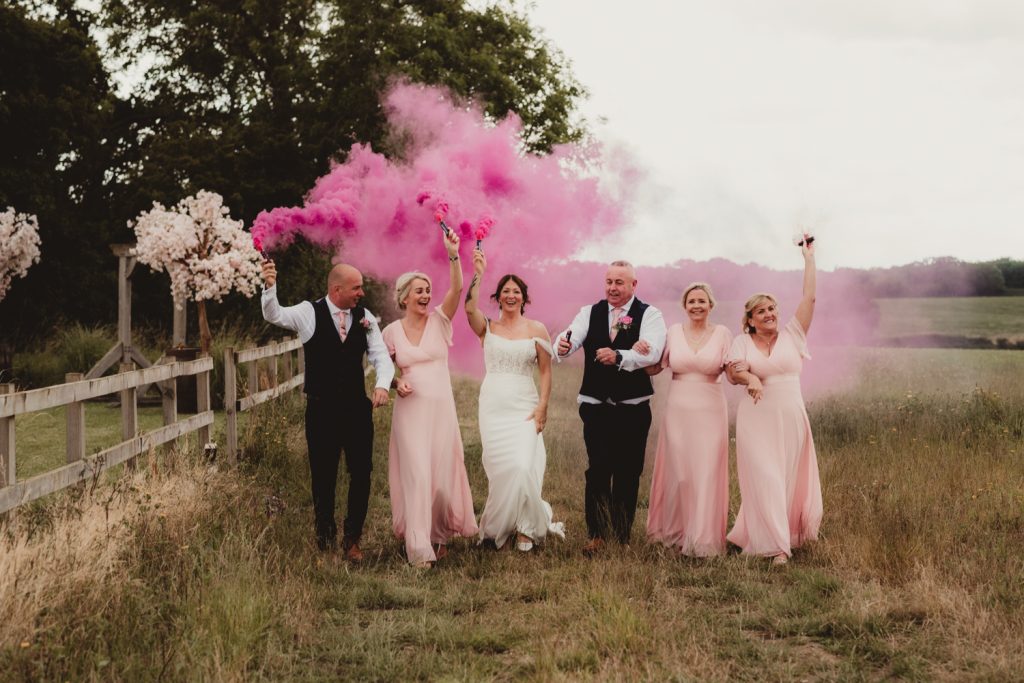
[
  {"left": 554, "top": 260, "right": 666, "bottom": 555},
  {"left": 262, "top": 260, "right": 394, "bottom": 560}
]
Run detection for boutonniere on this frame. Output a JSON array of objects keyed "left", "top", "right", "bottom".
[
  {"left": 360, "top": 315, "right": 373, "bottom": 330},
  {"left": 614, "top": 315, "right": 633, "bottom": 331}
]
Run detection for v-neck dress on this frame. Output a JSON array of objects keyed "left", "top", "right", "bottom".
[
  {"left": 646, "top": 323, "right": 731, "bottom": 556},
  {"left": 725, "top": 317, "right": 822, "bottom": 557},
  {"left": 382, "top": 308, "right": 478, "bottom": 564}
]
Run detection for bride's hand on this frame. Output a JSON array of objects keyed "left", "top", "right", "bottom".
[{"left": 528, "top": 404, "right": 548, "bottom": 433}]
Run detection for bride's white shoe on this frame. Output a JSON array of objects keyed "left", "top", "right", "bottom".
[{"left": 516, "top": 534, "right": 534, "bottom": 552}]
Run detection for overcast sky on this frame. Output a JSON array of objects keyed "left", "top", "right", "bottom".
[{"left": 526, "top": 0, "right": 1024, "bottom": 270}]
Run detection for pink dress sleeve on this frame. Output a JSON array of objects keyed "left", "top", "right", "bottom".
[
  {"left": 433, "top": 307, "right": 454, "bottom": 347},
  {"left": 785, "top": 317, "right": 811, "bottom": 360},
  {"left": 717, "top": 325, "right": 733, "bottom": 366},
  {"left": 726, "top": 333, "right": 747, "bottom": 364},
  {"left": 381, "top": 322, "right": 397, "bottom": 357},
  {"left": 660, "top": 325, "right": 674, "bottom": 370}
]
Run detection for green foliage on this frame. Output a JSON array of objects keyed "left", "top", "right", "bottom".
[
  {"left": 11, "top": 323, "right": 115, "bottom": 388},
  {"left": 0, "top": 4, "right": 122, "bottom": 338},
  {"left": 2, "top": 0, "right": 586, "bottom": 341}
]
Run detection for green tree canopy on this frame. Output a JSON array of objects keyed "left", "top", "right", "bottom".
[{"left": 2, "top": 0, "right": 587, "bottom": 341}]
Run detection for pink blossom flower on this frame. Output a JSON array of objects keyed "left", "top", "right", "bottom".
[{"left": 0, "top": 207, "right": 41, "bottom": 301}]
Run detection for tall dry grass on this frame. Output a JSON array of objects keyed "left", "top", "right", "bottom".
[{"left": 1, "top": 348, "right": 1023, "bottom": 680}]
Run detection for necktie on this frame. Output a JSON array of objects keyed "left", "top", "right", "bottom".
[
  {"left": 337, "top": 310, "right": 348, "bottom": 341},
  {"left": 609, "top": 307, "right": 624, "bottom": 341}
]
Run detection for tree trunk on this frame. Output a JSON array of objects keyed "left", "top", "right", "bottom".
[{"left": 197, "top": 300, "right": 212, "bottom": 355}]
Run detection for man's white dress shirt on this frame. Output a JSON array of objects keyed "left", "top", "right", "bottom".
[
  {"left": 553, "top": 296, "right": 667, "bottom": 405},
  {"left": 261, "top": 284, "right": 395, "bottom": 391}
]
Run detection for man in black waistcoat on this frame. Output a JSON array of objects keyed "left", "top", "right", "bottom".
[
  {"left": 555, "top": 260, "right": 666, "bottom": 555},
  {"left": 261, "top": 260, "right": 394, "bottom": 560}
]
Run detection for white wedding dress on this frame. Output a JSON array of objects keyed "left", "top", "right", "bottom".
[{"left": 477, "top": 323, "right": 565, "bottom": 548}]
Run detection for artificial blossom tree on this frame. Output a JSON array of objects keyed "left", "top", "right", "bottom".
[
  {"left": 131, "top": 191, "right": 262, "bottom": 354},
  {"left": 0, "top": 207, "right": 41, "bottom": 302}
]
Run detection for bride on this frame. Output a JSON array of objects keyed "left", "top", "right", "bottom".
[{"left": 465, "top": 248, "right": 564, "bottom": 551}]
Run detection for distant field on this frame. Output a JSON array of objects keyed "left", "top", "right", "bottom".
[{"left": 875, "top": 296, "right": 1024, "bottom": 341}]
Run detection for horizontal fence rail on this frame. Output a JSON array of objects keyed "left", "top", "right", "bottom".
[{"left": 0, "top": 357, "right": 213, "bottom": 515}]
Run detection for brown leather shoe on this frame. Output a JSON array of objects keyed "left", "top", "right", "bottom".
[
  {"left": 342, "top": 537, "right": 364, "bottom": 563},
  {"left": 582, "top": 537, "right": 605, "bottom": 557}
]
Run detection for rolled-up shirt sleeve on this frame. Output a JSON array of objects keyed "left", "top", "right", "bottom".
[
  {"left": 363, "top": 309, "right": 395, "bottom": 390},
  {"left": 553, "top": 305, "right": 591, "bottom": 362},
  {"left": 618, "top": 305, "right": 667, "bottom": 372}
]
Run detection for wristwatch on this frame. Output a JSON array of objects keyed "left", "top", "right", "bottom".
[{"left": 614, "top": 351, "right": 623, "bottom": 367}]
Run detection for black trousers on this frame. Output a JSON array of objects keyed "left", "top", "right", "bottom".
[
  {"left": 304, "top": 394, "right": 374, "bottom": 548},
  {"left": 580, "top": 401, "right": 652, "bottom": 543}
]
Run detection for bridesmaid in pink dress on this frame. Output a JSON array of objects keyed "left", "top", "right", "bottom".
[
  {"left": 640, "top": 283, "right": 733, "bottom": 556},
  {"left": 726, "top": 236, "right": 822, "bottom": 564},
  {"left": 381, "top": 231, "right": 478, "bottom": 568}
]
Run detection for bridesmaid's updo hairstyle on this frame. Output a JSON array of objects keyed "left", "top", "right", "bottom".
[
  {"left": 395, "top": 271, "right": 432, "bottom": 311},
  {"left": 490, "top": 274, "right": 530, "bottom": 314},
  {"left": 681, "top": 282, "right": 716, "bottom": 308},
  {"left": 741, "top": 293, "right": 778, "bottom": 334}
]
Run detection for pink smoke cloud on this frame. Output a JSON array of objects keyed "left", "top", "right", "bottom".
[
  {"left": 252, "top": 82, "right": 877, "bottom": 391},
  {"left": 251, "top": 82, "right": 625, "bottom": 279}
]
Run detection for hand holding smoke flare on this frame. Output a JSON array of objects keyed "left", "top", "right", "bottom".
[
  {"left": 252, "top": 234, "right": 268, "bottom": 260},
  {"left": 793, "top": 230, "right": 816, "bottom": 247},
  {"left": 434, "top": 200, "right": 452, "bottom": 237},
  {"left": 475, "top": 216, "right": 494, "bottom": 251}
]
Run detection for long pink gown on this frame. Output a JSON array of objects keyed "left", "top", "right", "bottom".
[
  {"left": 726, "top": 317, "right": 822, "bottom": 557},
  {"left": 646, "top": 324, "right": 731, "bottom": 556},
  {"left": 382, "top": 308, "right": 478, "bottom": 565}
]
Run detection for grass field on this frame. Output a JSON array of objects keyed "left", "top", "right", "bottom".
[
  {"left": 2, "top": 348, "right": 1023, "bottom": 680},
  {"left": 875, "top": 296, "right": 1024, "bottom": 341}
]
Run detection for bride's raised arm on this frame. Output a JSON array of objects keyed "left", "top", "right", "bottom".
[{"left": 465, "top": 248, "right": 488, "bottom": 340}]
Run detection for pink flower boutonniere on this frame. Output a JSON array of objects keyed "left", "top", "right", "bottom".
[
  {"left": 614, "top": 315, "right": 633, "bottom": 332},
  {"left": 360, "top": 316, "right": 373, "bottom": 330}
]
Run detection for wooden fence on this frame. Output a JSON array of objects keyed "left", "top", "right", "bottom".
[
  {"left": 0, "top": 337, "right": 305, "bottom": 515},
  {"left": 223, "top": 339, "right": 304, "bottom": 459},
  {"left": 0, "top": 357, "right": 213, "bottom": 515}
]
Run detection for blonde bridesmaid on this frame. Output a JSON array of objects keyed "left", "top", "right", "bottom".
[
  {"left": 381, "top": 230, "right": 478, "bottom": 568},
  {"left": 637, "top": 283, "right": 732, "bottom": 556},
  {"left": 725, "top": 235, "right": 822, "bottom": 564}
]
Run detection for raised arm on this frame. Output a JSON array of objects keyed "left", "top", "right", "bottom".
[
  {"left": 464, "top": 248, "right": 488, "bottom": 339},
  {"left": 439, "top": 231, "right": 463, "bottom": 321},
  {"left": 794, "top": 237, "right": 816, "bottom": 333},
  {"left": 531, "top": 322, "right": 552, "bottom": 433},
  {"left": 260, "top": 260, "right": 315, "bottom": 341}
]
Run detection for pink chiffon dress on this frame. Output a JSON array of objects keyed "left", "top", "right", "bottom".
[
  {"left": 646, "top": 324, "right": 731, "bottom": 556},
  {"left": 382, "top": 308, "right": 478, "bottom": 565},
  {"left": 726, "top": 317, "right": 822, "bottom": 558}
]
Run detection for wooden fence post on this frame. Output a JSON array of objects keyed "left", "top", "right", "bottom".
[
  {"left": 158, "top": 358, "right": 177, "bottom": 454},
  {"left": 65, "top": 373, "right": 86, "bottom": 464},
  {"left": 224, "top": 348, "right": 238, "bottom": 460},
  {"left": 197, "top": 353, "right": 211, "bottom": 448},
  {"left": 120, "top": 362, "right": 138, "bottom": 471},
  {"left": 0, "top": 383, "right": 15, "bottom": 488},
  {"left": 268, "top": 343, "right": 279, "bottom": 388},
  {"left": 281, "top": 348, "right": 293, "bottom": 381},
  {"left": 248, "top": 359, "right": 259, "bottom": 396}
]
